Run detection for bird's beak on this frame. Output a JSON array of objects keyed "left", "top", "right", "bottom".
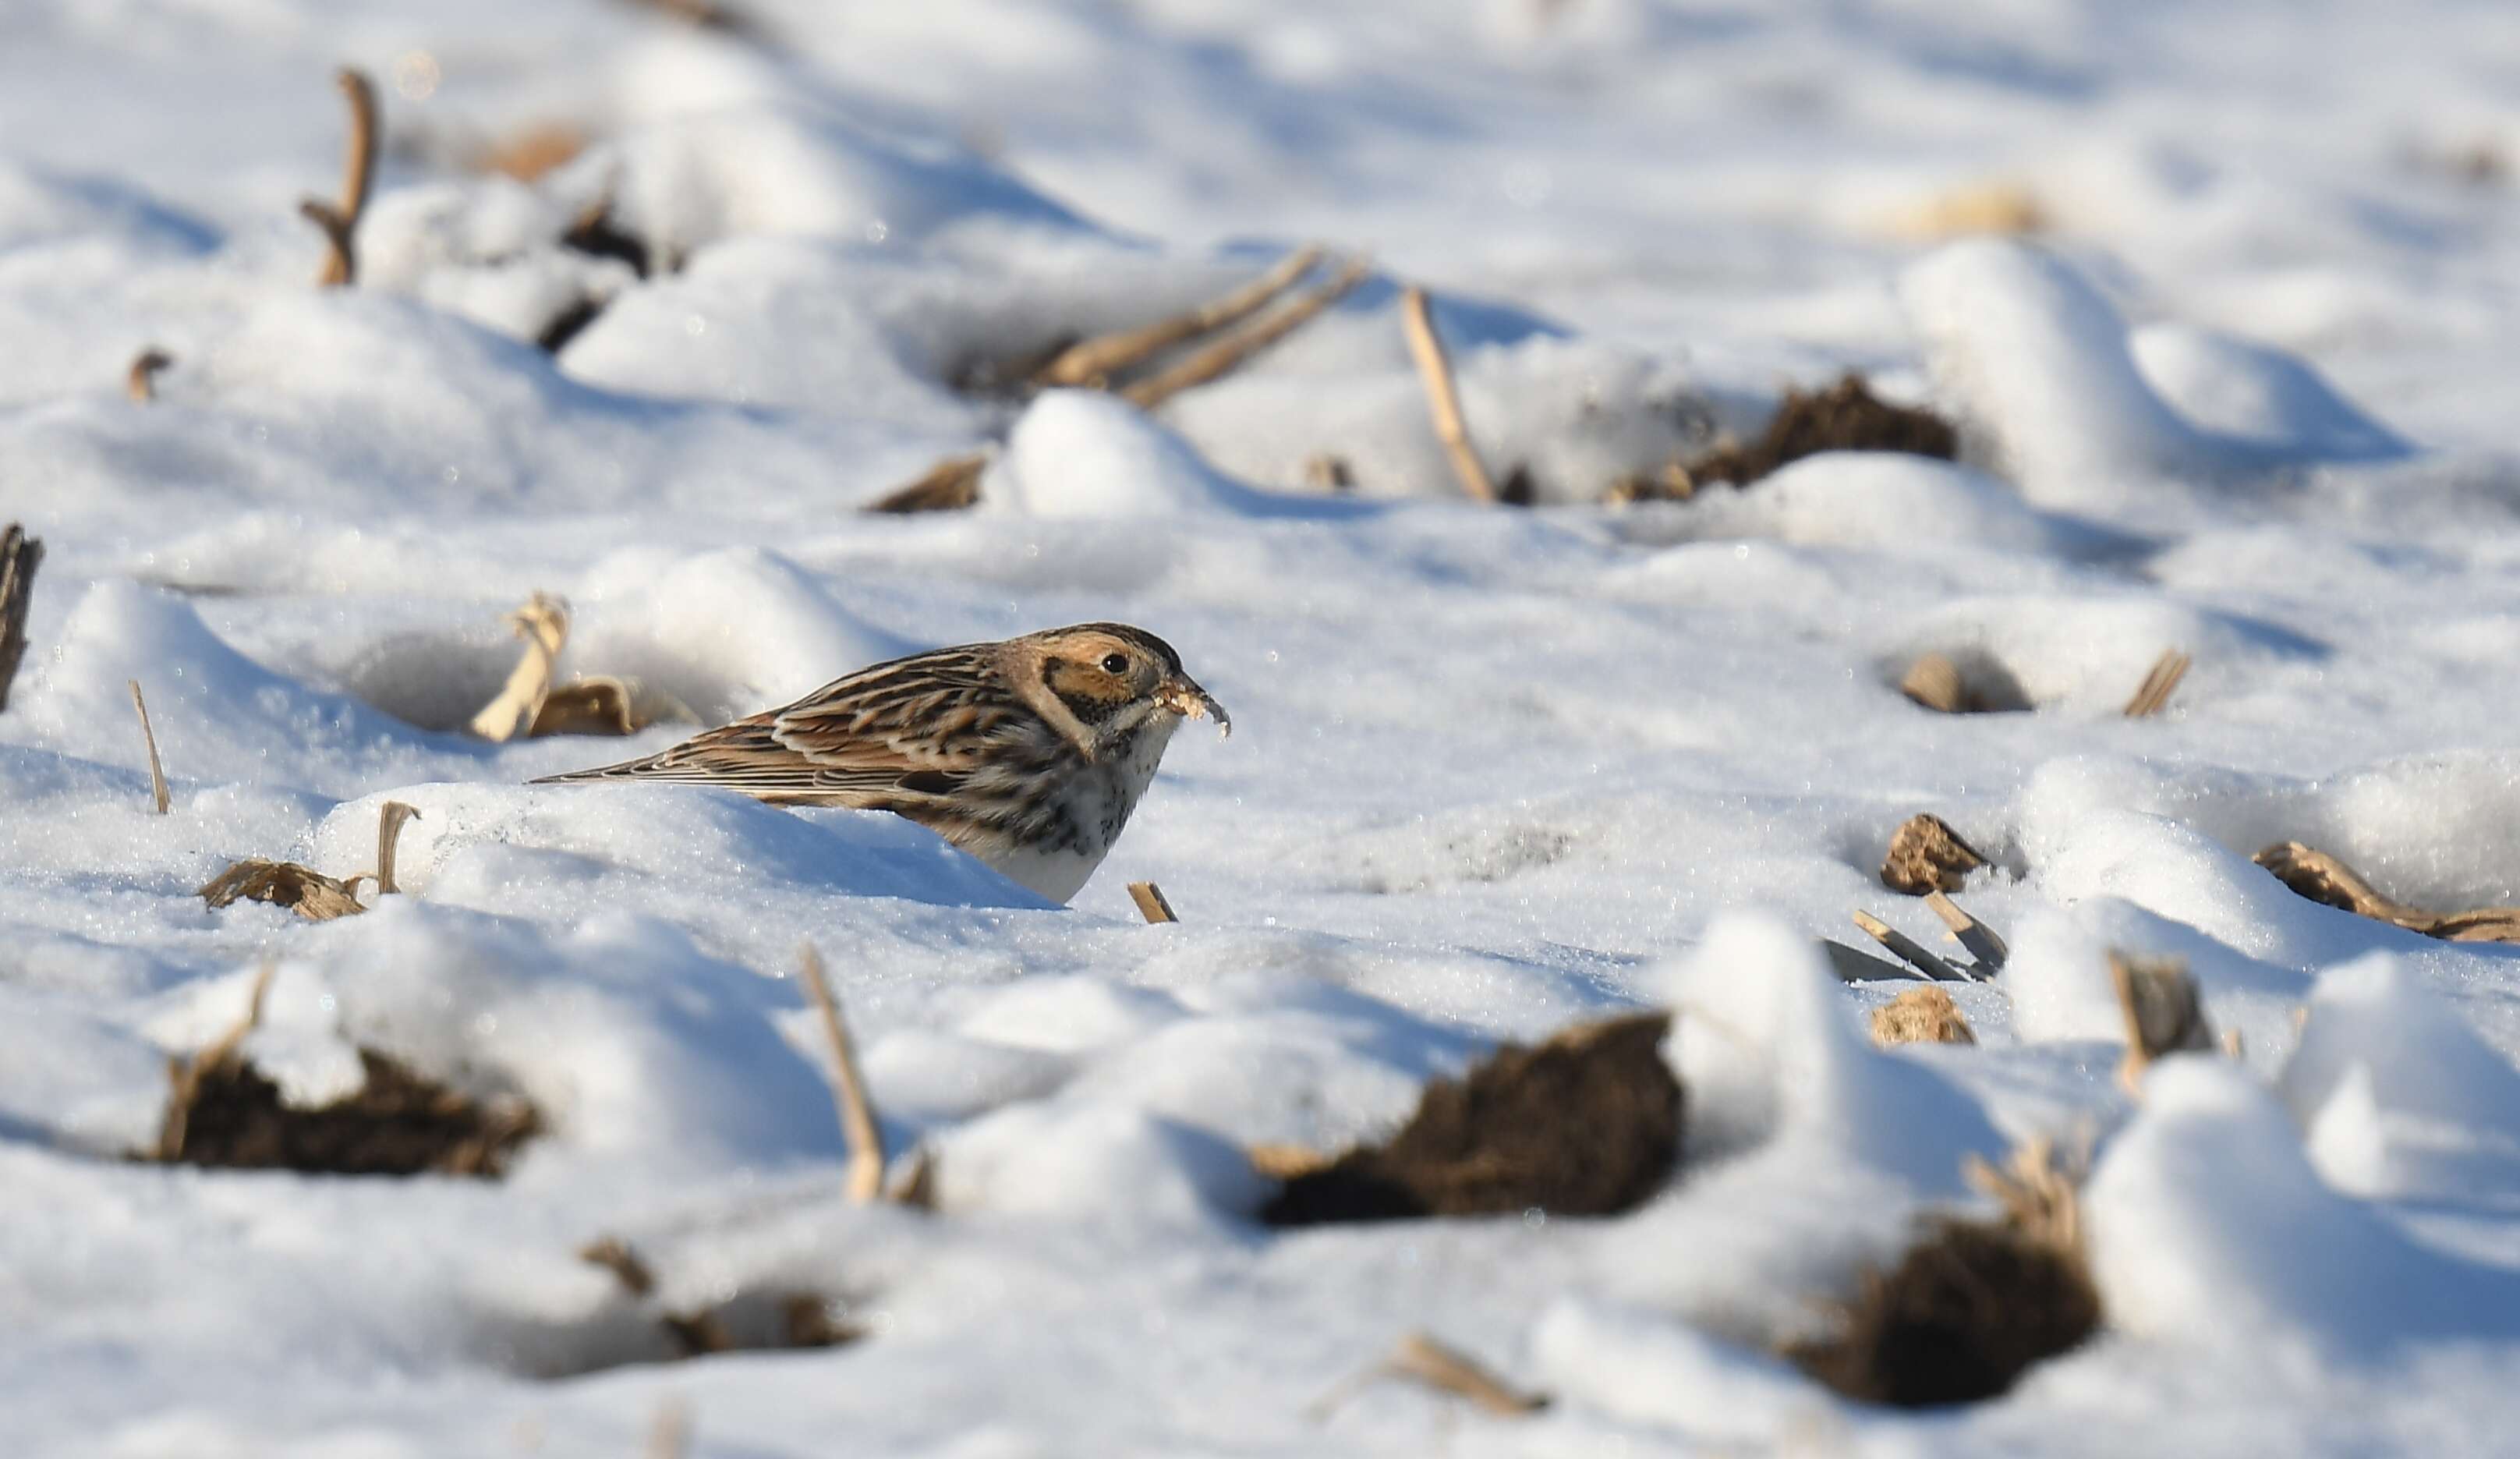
[{"left": 1158, "top": 675, "right": 1231, "bottom": 738}]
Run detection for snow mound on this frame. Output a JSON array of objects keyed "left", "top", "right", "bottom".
[
  {"left": 983, "top": 390, "right": 1366, "bottom": 519},
  {"left": 934, "top": 1099, "right": 1269, "bottom": 1227},
  {"left": 568, "top": 544, "right": 918, "bottom": 723},
  {"left": 2131, "top": 322, "right": 2412, "bottom": 465},
  {"left": 2279, "top": 954, "right": 2520, "bottom": 1200},
  {"left": 1676, "top": 451, "right": 2104, "bottom": 558},
  {"left": 1531, "top": 1296, "right": 1834, "bottom": 1440},
  {"left": 557, "top": 104, "right": 1096, "bottom": 269},
  {"left": 2087, "top": 1059, "right": 2520, "bottom": 1356},
  {"left": 19, "top": 579, "right": 433, "bottom": 796},
  {"left": 1901, "top": 239, "right": 2413, "bottom": 508},
  {"left": 308, "top": 783, "right": 1046, "bottom": 915},
  {"left": 1888, "top": 592, "right": 2320, "bottom": 715},
  {"left": 1659, "top": 914, "right": 2003, "bottom": 1193},
  {"left": 0, "top": 158, "right": 215, "bottom": 257}
]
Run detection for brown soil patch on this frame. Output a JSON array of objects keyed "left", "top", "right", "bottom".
[
  {"left": 1262, "top": 1011, "right": 1680, "bottom": 1225},
  {"left": 1788, "top": 1216, "right": 2098, "bottom": 1406},
  {"left": 156, "top": 1049, "right": 541, "bottom": 1177},
  {"left": 1881, "top": 813, "right": 1987, "bottom": 896},
  {"left": 1685, "top": 374, "right": 1958, "bottom": 489}
]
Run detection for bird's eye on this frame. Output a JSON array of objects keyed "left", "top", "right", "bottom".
[{"left": 1100, "top": 653, "right": 1130, "bottom": 675}]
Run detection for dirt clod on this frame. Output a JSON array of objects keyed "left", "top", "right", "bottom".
[
  {"left": 1881, "top": 813, "right": 1987, "bottom": 895},
  {"left": 1788, "top": 1215, "right": 2098, "bottom": 1407},
  {"left": 1262, "top": 1011, "right": 1680, "bottom": 1225},
  {"left": 156, "top": 1049, "right": 541, "bottom": 1177},
  {"left": 1683, "top": 374, "right": 1958, "bottom": 489},
  {"left": 1871, "top": 986, "right": 1977, "bottom": 1046}
]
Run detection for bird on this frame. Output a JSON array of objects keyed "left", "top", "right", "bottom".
[{"left": 531, "top": 622, "right": 1228, "bottom": 904}]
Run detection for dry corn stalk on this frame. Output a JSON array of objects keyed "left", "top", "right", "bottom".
[
  {"left": 1121, "top": 256, "right": 1371, "bottom": 409},
  {"left": 126, "top": 349, "right": 173, "bottom": 402},
  {"left": 1036, "top": 245, "right": 1325, "bottom": 388},
  {"left": 2255, "top": 841, "right": 2520, "bottom": 944},
  {"left": 299, "top": 69, "right": 379, "bottom": 287},
  {"left": 2122, "top": 650, "right": 2190, "bottom": 718},
  {"left": 1900, "top": 653, "right": 1971, "bottom": 714},
  {"left": 1311, "top": 1331, "right": 1549, "bottom": 1421},
  {"left": 0, "top": 522, "right": 38, "bottom": 714},
  {"left": 1127, "top": 880, "right": 1178, "bottom": 924},
  {"left": 1398, "top": 285, "right": 1499, "bottom": 503},
  {"left": 1924, "top": 891, "right": 2009, "bottom": 972},
  {"left": 470, "top": 595, "right": 569, "bottom": 742},
  {"left": 1852, "top": 909, "right": 1972, "bottom": 982},
  {"left": 129, "top": 679, "right": 169, "bottom": 813},
  {"left": 1962, "top": 1135, "right": 2086, "bottom": 1255},
  {"left": 2109, "top": 952, "right": 2213, "bottom": 1091},
  {"left": 866, "top": 452, "right": 989, "bottom": 515},
  {"left": 796, "top": 944, "right": 887, "bottom": 1202},
  {"left": 1870, "top": 986, "right": 1976, "bottom": 1046}
]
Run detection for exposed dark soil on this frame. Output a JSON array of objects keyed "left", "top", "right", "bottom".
[
  {"left": 1788, "top": 1216, "right": 2101, "bottom": 1407},
  {"left": 1262, "top": 1011, "right": 1681, "bottom": 1225},
  {"left": 1686, "top": 374, "right": 1959, "bottom": 488},
  {"left": 155, "top": 1049, "right": 541, "bottom": 1177}
]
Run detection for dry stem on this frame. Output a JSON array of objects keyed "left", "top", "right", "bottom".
[
  {"left": 129, "top": 679, "right": 169, "bottom": 813},
  {"left": 1851, "top": 909, "right": 1966, "bottom": 982},
  {"left": 157, "top": 960, "right": 277, "bottom": 1159},
  {"left": 1035, "top": 245, "right": 1324, "bottom": 388},
  {"left": 299, "top": 68, "right": 379, "bottom": 287},
  {"left": 865, "top": 452, "right": 988, "bottom": 515},
  {"left": 1962, "top": 1135, "right": 2086, "bottom": 1255},
  {"left": 1127, "top": 880, "right": 1178, "bottom": 924},
  {"left": 470, "top": 594, "right": 568, "bottom": 742},
  {"left": 1311, "top": 1331, "right": 1548, "bottom": 1420},
  {"left": 2123, "top": 649, "right": 2190, "bottom": 717},
  {"left": 796, "top": 944, "right": 886, "bottom": 1202},
  {"left": 1398, "top": 285, "right": 1499, "bottom": 503},
  {"left": 374, "top": 801, "right": 419, "bottom": 894},
  {"left": 1924, "top": 891, "right": 2009, "bottom": 972},
  {"left": 0, "top": 522, "right": 40, "bottom": 714},
  {"left": 1900, "top": 653, "right": 1970, "bottom": 713},
  {"left": 126, "top": 349, "right": 173, "bottom": 403},
  {"left": 2108, "top": 951, "right": 2213, "bottom": 1091},
  {"left": 1121, "top": 257, "right": 1371, "bottom": 409},
  {"left": 2254, "top": 841, "right": 2520, "bottom": 944}
]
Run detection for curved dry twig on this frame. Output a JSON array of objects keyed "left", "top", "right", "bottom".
[{"left": 299, "top": 68, "right": 379, "bottom": 287}]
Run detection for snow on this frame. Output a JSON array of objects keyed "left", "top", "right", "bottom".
[{"left": 6, "top": 2, "right": 2520, "bottom": 1455}]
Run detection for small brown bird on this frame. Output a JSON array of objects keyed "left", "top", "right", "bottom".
[{"left": 533, "top": 622, "right": 1228, "bottom": 903}]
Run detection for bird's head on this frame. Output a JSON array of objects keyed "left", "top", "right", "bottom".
[{"left": 1021, "top": 622, "right": 1230, "bottom": 756}]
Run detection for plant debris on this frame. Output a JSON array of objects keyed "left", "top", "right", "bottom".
[
  {"left": 579, "top": 1236, "right": 862, "bottom": 1362},
  {"left": 795, "top": 944, "right": 888, "bottom": 1202},
  {"left": 2254, "top": 841, "right": 2520, "bottom": 944},
  {"left": 1682, "top": 374, "right": 1959, "bottom": 490},
  {"left": 1870, "top": 986, "right": 1977, "bottom": 1046},
  {"left": 1924, "top": 891, "right": 2010, "bottom": 972},
  {"left": 469, "top": 594, "right": 650, "bottom": 741},
  {"left": 867, "top": 452, "right": 989, "bottom": 515},
  {"left": 128, "top": 678, "right": 170, "bottom": 813},
  {"left": 1850, "top": 909, "right": 1977, "bottom": 983},
  {"left": 1127, "top": 880, "right": 1179, "bottom": 923},
  {"left": 1262, "top": 1011, "right": 1680, "bottom": 1225},
  {"left": 126, "top": 348, "right": 173, "bottom": 402},
  {"left": 1310, "top": 1331, "right": 1550, "bottom": 1421},
  {"left": 865, "top": 250, "right": 1371, "bottom": 514},
  {"left": 0, "top": 522, "right": 38, "bottom": 713},
  {"left": 2122, "top": 649, "right": 2190, "bottom": 717},
  {"left": 299, "top": 69, "right": 379, "bottom": 288},
  {"left": 1399, "top": 284, "right": 1499, "bottom": 503},
  {"left": 199, "top": 859, "right": 370, "bottom": 919},
  {"left": 2109, "top": 951, "right": 2214, "bottom": 1091},
  {"left": 1788, "top": 1139, "right": 2097, "bottom": 1407},
  {"left": 561, "top": 199, "right": 653, "bottom": 278},
  {"left": 1881, "top": 813, "right": 1987, "bottom": 895},
  {"left": 198, "top": 799, "right": 421, "bottom": 919}
]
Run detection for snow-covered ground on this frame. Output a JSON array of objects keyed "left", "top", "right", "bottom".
[{"left": 8, "top": 2, "right": 2520, "bottom": 1454}]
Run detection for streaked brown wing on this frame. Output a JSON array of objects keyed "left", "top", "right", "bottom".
[{"left": 534, "top": 643, "right": 1042, "bottom": 805}]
